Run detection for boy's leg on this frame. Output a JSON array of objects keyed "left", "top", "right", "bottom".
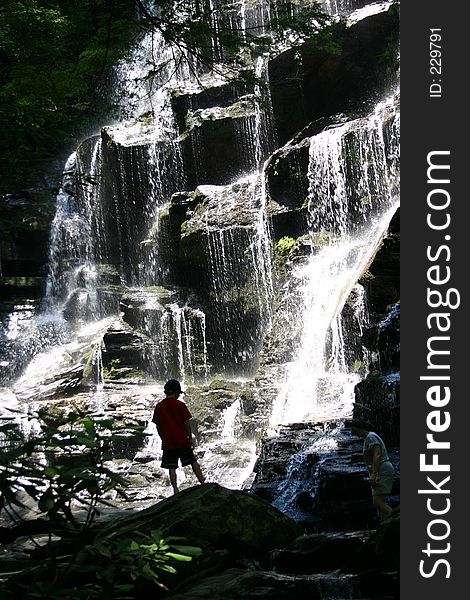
[
  {"left": 191, "top": 461, "right": 205, "bottom": 484},
  {"left": 169, "top": 468, "right": 178, "bottom": 494}
]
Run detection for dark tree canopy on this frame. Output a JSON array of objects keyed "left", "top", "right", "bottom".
[
  {"left": 0, "top": 0, "right": 140, "bottom": 192},
  {"left": 0, "top": 0, "right": 332, "bottom": 193}
]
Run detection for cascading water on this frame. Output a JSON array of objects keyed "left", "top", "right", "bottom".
[
  {"left": 264, "top": 92, "right": 399, "bottom": 527},
  {"left": 1, "top": 0, "right": 399, "bottom": 519},
  {"left": 195, "top": 173, "right": 273, "bottom": 374},
  {"left": 270, "top": 92, "right": 399, "bottom": 426}
]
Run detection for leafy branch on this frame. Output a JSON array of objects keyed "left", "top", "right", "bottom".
[
  {"left": 0, "top": 410, "right": 141, "bottom": 536},
  {"left": 0, "top": 410, "right": 201, "bottom": 599}
]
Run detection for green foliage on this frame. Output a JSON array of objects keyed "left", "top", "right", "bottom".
[
  {"left": 0, "top": 409, "right": 143, "bottom": 531},
  {"left": 0, "top": 0, "right": 336, "bottom": 194},
  {"left": 360, "top": 269, "right": 374, "bottom": 282},
  {"left": 74, "top": 530, "right": 203, "bottom": 598},
  {"left": 275, "top": 236, "right": 296, "bottom": 258},
  {"left": 0, "top": 410, "right": 201, "bottom": 598},
  {"left": 135, "top": 0, "right": 336, "bottom": 72},
  {"left": 269, "top": 1, "right": 337, "bottom": 50},
  {"left": 0, "top": 0, "right": 139, "bottom": 192},
  {"left": 377, "top": 34, "right": 400, "bottom": 79},
  {"left": 9, "top": 531, "right": 202, "bottom": 599},
  {"left": 376, "top": 4, "right": 400, "bottom": 79},
  {"left": 103, "top": 357, "right": 122, "bottom": 378}
]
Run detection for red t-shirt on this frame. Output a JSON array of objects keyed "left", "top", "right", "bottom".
[{"left": 152, "top": 396, "right": 192, "bottom": 450}]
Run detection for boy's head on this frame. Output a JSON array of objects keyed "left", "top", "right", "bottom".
[
  {"left": 344, "top": 418, "right": 373, "bottom": 436},
  {"left": 164, "top": 379, "right": 182, "bottom": 396}
]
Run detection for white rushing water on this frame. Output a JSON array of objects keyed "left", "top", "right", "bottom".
[{"left": 270, "top": 92, "right": 399, "bottom": 426}]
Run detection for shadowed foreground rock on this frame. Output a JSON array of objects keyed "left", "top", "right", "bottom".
[
  {"left": 93, "top": 484, "right": 398, "bottom": 599},
  {"left": 166, "top": 568, "right": 326, "bottom": 599},
  {"left": 96, "top": 482, "right": 303, "bottom": 556},
  {"left": 0, "top": 484, "right": 399, "bottom": 599}
]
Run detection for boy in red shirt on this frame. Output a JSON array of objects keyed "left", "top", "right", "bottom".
[{"left": 152, "top": 379, "right": 205, "bottom": 494}]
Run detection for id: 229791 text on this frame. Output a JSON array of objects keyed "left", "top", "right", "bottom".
[{"left": 429, "top": 28, "right": 442, "bottom": 99}]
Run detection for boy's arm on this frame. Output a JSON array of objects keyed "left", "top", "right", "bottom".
[
  {"left": 152, "top": 409, "right": 162, "bottom": 439},
  {"left": 184, "top": 419, "right": 193, "bottom": 447}
]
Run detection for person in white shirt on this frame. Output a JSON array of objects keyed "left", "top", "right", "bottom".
[{"left": 347, "top": 419, "right": 395, "bottom": 521}]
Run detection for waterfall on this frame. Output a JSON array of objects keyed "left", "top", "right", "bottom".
[
  {"left": 45, "top": 139, "right": 113, "bottom": 323},
  {"left": 1, "top": 0, "right": 398, "bottom": 512},
  {"left": 91, "top": 342, "right": 105, "bottom": 392},
  {"left": 221, "top": 399, "right": 241, "bottom": 440},
  {"left": 346, "top": 1, "right": 395, "bottom": 23},
  {"left": 199, "top": 173, "right": 274, "bottom": 374},
  {"left": 272, "top": 424, "right": 342, "bottom": 514},
  {"left": 270, "top": 92, "right": 399, "bottom": 426}
]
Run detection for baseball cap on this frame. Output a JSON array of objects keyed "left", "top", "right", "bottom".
[{"left": 164, "top": 379, "right": 183, "bottom": 394}]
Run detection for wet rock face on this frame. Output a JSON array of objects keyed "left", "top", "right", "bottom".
[
  {"left": 354, "top": 210, "right": 400, "bottom": 446},
  {"left": 169, "top": 179, "right": 271, "bottom": 375},
  {"left": 360, "top": 303, "right": 400, "bottom": 408},
  {"left": 97, "top": 132, "right": 159, "bottom": 283},
  {"left": 13, "top": 362, "right": 85, "bottom": 402},
  {"left": 177, "top": 181, "right": 263, "bottom": 288},
  {"left": 265, "top": 114, "right": 348, "bottom": 217},
  {"left": 102, "top": 319, "right": 154, "bottom": 380},
  {"left": 353, "top": 371, "right": 400, "bottom": 446},
  {"left": 119, "top": 288, "right": 209, "bottom": 382},
  {"left": 360, "top": 209, "right": 400, "bottom": 321},
  {"left": 171, "top": 74, "right": 273, "bottom": 188},
  {"left": 269, "top": 8, "right": 399, "bottom": 145},
  {"left": 250, "top": 421, "right": 400, "bottom": 532},
  {"left": 180, "top": 113, "right": 261, "bottom": 188}
]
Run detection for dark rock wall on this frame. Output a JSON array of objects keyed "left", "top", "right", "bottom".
[
  {"left": 354, "top": 210, "right": 400, "bottom": 445},
  {"left": 269, "top": 8, "right": 399, "bottom": 145}
]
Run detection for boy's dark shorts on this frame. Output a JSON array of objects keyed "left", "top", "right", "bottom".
[{"left": 161, "top": 447, "right": 197, "bottom": 469}]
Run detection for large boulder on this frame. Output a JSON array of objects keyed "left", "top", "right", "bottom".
[{"left": 96, "top": 483, "right": 303, "bottom": 556}]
